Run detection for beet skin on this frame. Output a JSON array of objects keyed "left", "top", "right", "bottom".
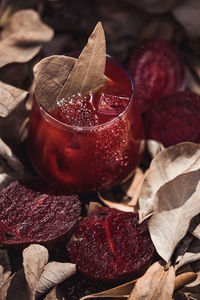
[
  {"left": 67, "top": 207, "right": 155, "bottom": 282},
  {"left": 145, "top": 91, "right": 200, "bottom": 147},
  {"left": 0, "top": 179, "right": 81, "bottom": 248},
  {"left": 128, "top": 39, "right": 185, "bottom": 113}
]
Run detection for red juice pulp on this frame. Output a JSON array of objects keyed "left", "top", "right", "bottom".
[{"left": 28, "top": 56, "right": 144, "bottom": 193}]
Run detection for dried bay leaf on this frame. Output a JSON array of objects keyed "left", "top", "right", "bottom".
[
  {"left": 80, "top": 279, "right": 136, "bottom": 299},
  {"left": 147, "top": 139, "right": 165, "bottom": 158},
  {"left": 98, "top": 191, "right": 135, "bottom": 212},
  {"left": 1, "top": 9, "right": 53, "bottom": 43},
  {"left": 86, "top": 201, "right": 102, "bottom": 215},
  {"left": 189, "top": 214, "right": 200, "bottom": 239},
  {"left": 0, "top": 81, "right": 28, "bottom": 117},
  {"left": 149, "top": 169, "right": 200, "bottom": 263},
  {"left": 0, "top": 94, "right": 29, "bottom": 147},
  {"left": 23, "top": 244, "right": 49, "bottom": 300},
  {"left": 0, "top": 269, "right": 29, "bottom": 300},
  {"left": 0, "top": 138, "right": 26, "bottom": 182},
  {"left": 175, "top": 234, "right": 194, "bottom": 270},
  {"left": 0, "top": 9, "right": 54, "bottom": 68},
  {"left": 33, "top": 55, "right": 76, "bottom": 110},
  {"left": 175, "top": 272, "right": 197, "bottom": 291},
  {"left": 124, "top": 168, "right": 145, "bottom": 207},
  {"left": 57, "top": 22, "right": 106, "bottom": 100},
  {"left": 128, "top": 261, "right": 175, "bottom": 300},
  {"left": 36, "top": 262, "right": 76, "bottom": 296},
  {"left": 173, "top": 0, "right": 200, "bottom": 37},
  {"left": 0, "top": 249, "right": 11, "bottom": 290},
  {"left": 138, "top": 142, "right": 200, "bottom": 219},
  {"left": 175, "top": 238, "right": 200, "bottom": 271}
]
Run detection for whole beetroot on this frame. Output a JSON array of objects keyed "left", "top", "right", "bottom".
[
  {"left": 67, "top": 207, "right": 155, "bottom": 282},
  {"left": 145, "top": 91, "right": 200, "bottom": 147},
  {"left": 128, "top": 39, "right": 185, "bottom": 113}
]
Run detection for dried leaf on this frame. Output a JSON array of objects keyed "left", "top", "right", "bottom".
[
  {"left": 128, "top": 261, "right": 175, "bottom": 300},
  {"left": 181, "top": 270, "right": 200, "bottom": 295},
  {"left": 0, "top": 249, "right": 11, "bottom": 289},
  {"left": 189, "top": 214, "right": 200, "bottom": 239},
  {"left": 23, "top": 244, "right": 49, "bottom": 300},
  {"left": 147, "top": 139, "right": 165, "bottom": 158},
  {"left": 33, "top": 55, "right": 76, "bottom": 110},
  {"left": 0, "top": 269, "right": 29, "bottom": 300},
  {"left": 36, "top": 262, "right": 76, "bottom": 296},
  {"left": 1, "top": 9, "right": 53, "bottom": 43},
  {"left": 98, "top": 191, "right": 135, "bottom": 212},
  {"left": 190, "top": 294, "right": 200, "bottom": 300},
  {"left": 185, "top": 66, "right": 200, "bottom": 96},
  {"left": 174, "top": 272, "right": 197, "bottom": 291},
  {"left": 0, "top": 95, "right": 29, "bottom": 147},
  {"left": 57, "top": 22, "right": 106, "bottom": 100},
  {"left": 138, "top": 142, "right": 200, "bottom": 219},
  {"left": 0, "top": 9, "right": 54, "bottom": 68},
  {"left": 175, "top": 238, "right": 200, "bottom": 271},
  {"left": 80, "top": 279, "right": 136, "bottom": 299},
  {"left": 173, "top": 0, "right": 200, "bottom": 37},
  {"left": 0, "top": 138, "right": 26, "bottom": 181},
  {"left": 0, "top": 81, "right": 28, "bottom": 117},
  {"left": 149, "top": 168, "right": 200, "bottom": 263},
  {"left": 86, "top": 201, "right": 102, "bottom": 215},
  {"left": 44, "top": 287, "right": 65, "bottom": 300},
  {"left": 175, "top": 234, "right": 194, "bottom": 270},
  {"left": 124, "top": 168, "right": 145, "bottom": 207}
]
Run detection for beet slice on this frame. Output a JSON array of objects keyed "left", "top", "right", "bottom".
[
  {"left": 0, "top": 178, "right": 81, "bottom": 248},
  {"left": 67, "top": 207, "right": 155, "bottom": 282},
  {"left": 127, "top": 39, "right": 185, "bottom": 113},
  {"left": 145, "top": 91, "right": 200, "bottom": 147}
]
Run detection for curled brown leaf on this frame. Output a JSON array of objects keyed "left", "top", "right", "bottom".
[
  {"left": 36, "top": 262, "right": 76, "bottom": 296},
  {"left": 175, "top": 238, "right": 200, "bottom": 271},
  {"left": 138, "top": 142, "right": 200, "bottom": 220},
  {"left": 149, "top": 169, "right": 200, "bottom": 263},
  {"left": 0, "top": 249, "right": 11, "bottom": 290},
  {"left": 128, "top": 261, "right": 175, "bottom": 300},
  {"left": 174, "top": 272, "right": 197, "bottom": 291},
  {"left": 0, "top": 9, "right": 54, "bottom": 68},
  {"left": 0, "top": 81, "right": 28, "bottom": 117},
  {"left": 33, "top": 55, "right": 76, "bottom": 110},
  {"left": 0, "top": 138, "right": 26, "bottom": 186},
  {"left": 80, "top": 279, "right": 136, "bottom": 299},
  {"left": 23, "top": 244, "right": 49, "bottom": 300}
]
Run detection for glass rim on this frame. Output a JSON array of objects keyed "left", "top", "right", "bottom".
[{"left": 35, "top": 54, "right": 134, "bottom": 132}]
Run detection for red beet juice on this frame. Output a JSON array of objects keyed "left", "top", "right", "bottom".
[{"left": 28, "top": 56, "right": 144, "bottom": 193}]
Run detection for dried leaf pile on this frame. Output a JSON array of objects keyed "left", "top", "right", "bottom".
[{"left": 0, "top": 1, "right": 200, "bottom": 300}]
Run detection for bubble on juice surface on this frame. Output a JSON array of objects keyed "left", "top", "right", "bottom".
[{"left": 55, "top": 94, "right": 99, "bottom": 127}]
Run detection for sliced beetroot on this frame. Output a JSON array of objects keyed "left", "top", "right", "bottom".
[
  {"left": 0, "top": 178, "right": 81, "bottom": 248},
  {"left": 67, "top": 207, "right": 155, "bottom": 282},
  {"left": 145, "top": 91, "right": 200, "bottom": 147},
  {"left": 127, "top": 39, "right": 185, "bottom": 113}
]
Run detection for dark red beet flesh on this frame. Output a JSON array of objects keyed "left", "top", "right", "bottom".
[
  {"left": 0, "top": 178, "right": 81, "bottom": 248},
  {"left": 67, "top": 207, "right": 155, "bottom": 282},
  {"left": 127, "top": 39, "right": 185, "bottom": 113},
  {"left": 145, "top": 91, "right": 200, "bottom": 147}
]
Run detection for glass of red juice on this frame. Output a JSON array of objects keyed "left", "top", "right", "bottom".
[{"left": 28, "top": 55, "right": 144, "bottom": 193}]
